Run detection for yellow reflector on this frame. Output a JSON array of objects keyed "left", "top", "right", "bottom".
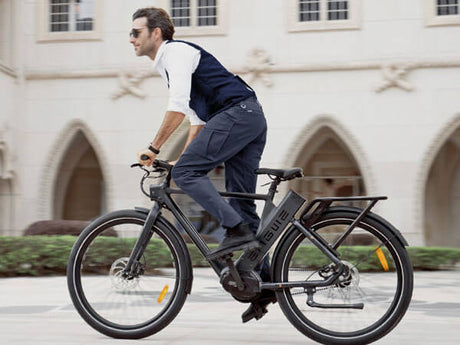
[
  {"left": 157, "top": 285, "right": 169, "bottom": 303},
  {"left": 375, "top": 247, "right": 389, "bottom": 271}
]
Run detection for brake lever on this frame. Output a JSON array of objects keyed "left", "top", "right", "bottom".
[{"left": 130, "top": 163, "right": 151, "bottom": 179}]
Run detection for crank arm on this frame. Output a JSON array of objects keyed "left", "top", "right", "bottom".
[{"left": 224, "top": 255, "right": 245, "bottom": 291}]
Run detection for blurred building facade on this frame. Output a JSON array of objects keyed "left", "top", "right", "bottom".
[{"left": 0, "top": 0, "right": 459, "bottom": 246}]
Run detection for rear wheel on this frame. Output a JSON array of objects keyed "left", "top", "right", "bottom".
[
  {"left": 273, "top": 208, "right": 413, "bottom": 345},
  {"left": 67, "top": 210, "right": 189, "bottom": 339}
]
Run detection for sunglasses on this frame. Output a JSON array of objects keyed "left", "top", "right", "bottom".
[
  {"left": 129, "top": 28, "right": 144, "bottom": 38},
  {"left": 129, "top": 26, "right": 157, "bottom": 38}
]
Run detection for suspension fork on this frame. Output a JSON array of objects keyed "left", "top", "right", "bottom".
[{"left": 123, "top": 203, "right": 161, "bottom": 278}]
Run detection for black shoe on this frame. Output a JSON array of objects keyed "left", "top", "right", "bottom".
[
  {"left": 208, "top": 223, "right": 259, "bottom": 259},
  {"left": 241, "top": 289, "right": 277, "bottom": 323}
]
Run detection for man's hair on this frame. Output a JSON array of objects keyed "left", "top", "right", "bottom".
[{"left": 132, "top": 7, "right": 175, "bottom": 40}]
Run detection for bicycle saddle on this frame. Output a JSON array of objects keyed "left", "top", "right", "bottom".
[{"left": 255, "top": 167, "right": 303, "bottom": 180}]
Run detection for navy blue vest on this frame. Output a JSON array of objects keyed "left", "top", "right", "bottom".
[{"left": 166, "top": 40, "right": 255, "bottom": 122}]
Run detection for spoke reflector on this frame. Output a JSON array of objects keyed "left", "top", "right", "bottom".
[
  {"left": 375, "top": 247, "right": 389, "bottom": 271},
  {"left": 157, "top": 285, "right": 169, "bottom": 303}
]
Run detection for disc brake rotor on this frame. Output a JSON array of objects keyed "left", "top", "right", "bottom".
[
  {"left": 110, "top": 257, "right": 140, "bottom": 291},
  {"left": 337, "top": 260, "right": 360, "bottom": 287}
]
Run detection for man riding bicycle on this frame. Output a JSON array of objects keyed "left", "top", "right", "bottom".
[{"left": 130, "top": 7, "right": 275, "bottom": 322}]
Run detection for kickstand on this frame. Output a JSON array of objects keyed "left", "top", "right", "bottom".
[{"left": 306, "top": 288, "right": 364, "bottom": 309}]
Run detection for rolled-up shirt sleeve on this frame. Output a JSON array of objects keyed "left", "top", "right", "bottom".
[{"left": 163, "top": 43, "right": 205, "bottom": 126}]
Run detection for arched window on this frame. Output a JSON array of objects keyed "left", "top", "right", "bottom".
[
  {"left": 289, "top": 126, "right": 366, "bottom": 206},
  {"left": 53, "top": 130, "right": 105, "bottom": 221},
  {"left": 424, "top": 127, "right": 460, "bottom": 247}
]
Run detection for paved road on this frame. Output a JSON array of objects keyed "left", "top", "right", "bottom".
[{"left": 1, "top": 269, "right": 459, "bottom": 345}]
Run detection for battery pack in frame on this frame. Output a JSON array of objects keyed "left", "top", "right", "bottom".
[{"left": 237, "top": 190, "right": 306, "bottom": 271}]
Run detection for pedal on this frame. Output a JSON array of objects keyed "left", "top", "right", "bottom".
[
  {"left": 206, "top": 240, "right": 260, "bottom": 260},
  {"left": 242, "top": 302, "right": 268, "bottom": 323}
]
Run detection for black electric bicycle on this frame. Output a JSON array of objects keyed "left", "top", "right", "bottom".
[{"left": 67, "top": 160, "right": 413, "bottom": 345}]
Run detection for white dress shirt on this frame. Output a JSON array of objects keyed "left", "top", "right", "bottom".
[{"left": 153, "top": 41, "right": 206, "bottom": 126}]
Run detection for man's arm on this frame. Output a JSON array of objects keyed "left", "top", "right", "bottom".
[{"left": 138, "top": 111, "right": 185, "bottom": 166}]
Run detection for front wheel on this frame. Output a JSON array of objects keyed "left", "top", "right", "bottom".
[
  {"left": 273, "top": 207, "right": 413, "bottom": 345},
  {"left": 67, "top": 210, "right": 190, "bottom": 339}
]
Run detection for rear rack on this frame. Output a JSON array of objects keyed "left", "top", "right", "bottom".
[{"left": 300, "top": 196, "right": 388, "bottom": 250}]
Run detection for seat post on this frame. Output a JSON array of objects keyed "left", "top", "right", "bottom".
[{"left": 267, "top": 178, "right": 281, "bottom": 201}]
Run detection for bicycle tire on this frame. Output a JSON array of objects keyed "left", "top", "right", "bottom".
[
  {"left": 272, "top": 206, "right": 413, "bottom": 345},
  {"left": 67, "top": 209, "right": 190, "bottom": 339}
]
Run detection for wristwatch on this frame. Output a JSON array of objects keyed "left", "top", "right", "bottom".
[{"left": 148, "top": 145, "right": 160, "bottom": 154}]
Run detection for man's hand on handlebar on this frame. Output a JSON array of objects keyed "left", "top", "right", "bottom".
[
  {"left": 137, "top": 149, "right": 156, "bottom": 166},
  {"left": 131, "top": 158, "right": 173, "bottom": 172}
]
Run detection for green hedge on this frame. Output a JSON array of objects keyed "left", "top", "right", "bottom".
[
  {"left": 406, "top": 246, "right": 460, "bottom": 270},
  {"left": 0, "top": 235, "right": 216, "bottom": 277},
  {"left": 0, "top": 236, "right": 459, "bottom": 277}
]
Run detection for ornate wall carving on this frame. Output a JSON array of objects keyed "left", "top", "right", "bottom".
[
  {"left": 242, "top": 48, "right": 274, "bottom": 87},
  {"left": 23, "top": 54, "right": 460, "bottom": 96},
  {"left": 374, "top": 62, "right": 415, "bottom": 93},
  {"left": 111, "top": 69, "right": 156, "bottom": 100}
]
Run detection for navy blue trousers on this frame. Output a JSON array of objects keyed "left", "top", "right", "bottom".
[
  {"left": 172, "top": 97, "right": 267, "bottom": 232},
  {"left": 172, "top": 97, "right": 269, "bottom": 280}
]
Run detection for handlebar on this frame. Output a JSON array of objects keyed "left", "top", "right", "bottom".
[
  {"left": 130, "top": 159, "right": 173, "bottom": 172},
  {"left": 130, "top": 159, "right": 173, "bottom": 198}
]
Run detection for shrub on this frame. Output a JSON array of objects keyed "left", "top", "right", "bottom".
[
  {"left": 0, "top": 236, "right": 459, "bottom": 277},
  {"left": 24, "top": 220, "right": 90, "bottom": 236},
  {"left": 407, "top": 247, "right": 460, "bottom": 270},
  {"left": 24, "top": 220, "right": 117, "bottom": 237}
]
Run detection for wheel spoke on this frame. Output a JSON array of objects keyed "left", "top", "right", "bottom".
[
  {"left": 274, "top": 210, "right": 413, "bottom": 344},
  {"left": 67, "top": 211, "right": 188, "bottom": 339}
]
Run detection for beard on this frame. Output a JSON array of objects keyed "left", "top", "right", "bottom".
[{"left": 134, "top": 40, "right": 156, "bottom": 57}]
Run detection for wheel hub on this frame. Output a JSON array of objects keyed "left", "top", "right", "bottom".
[
  {"left": 338, "top": 260, "right": 360, "bottom": 287},
  {"left": 318, "top": 260, "right": 360, "bottom": 288},
  {"left": 109, "top": 257, "right": 141, "bottom": 291}
]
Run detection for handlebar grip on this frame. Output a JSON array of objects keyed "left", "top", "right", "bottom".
[{"left": 131, "top": 157, "right": 172, "bottom": 171}]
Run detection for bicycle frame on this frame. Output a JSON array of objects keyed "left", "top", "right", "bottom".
[
  {"left": 145, "top": 174, "right": 291, "bottom": 275},
  {"left": 127, "top": 165, "right": 388, "bottom": 292}
]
